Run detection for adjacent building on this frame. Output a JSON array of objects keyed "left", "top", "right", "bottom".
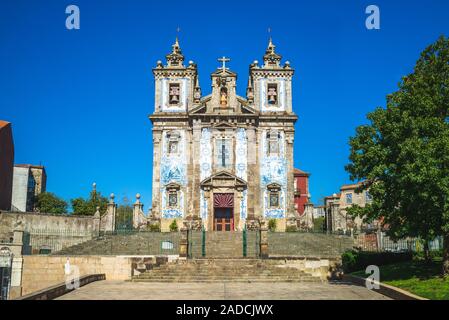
[
  {"left": 324, "top": 182, "right": 377, "bottom": 233},
  {"left": 0, "top": 120, "right": 14, "bottom": 211},
  {"left": 11, "top": 165, "right": 46, "bottom": 212},
  {"left": 293, "top": 168, "right": 310, "bottom": 216},
  {"left": 149, "top": 38, "right": 298, "bottom": 232}
]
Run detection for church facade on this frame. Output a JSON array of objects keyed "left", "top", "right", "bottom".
[{"left": 149, "top": 38, "right": 298, "bottom": 232}]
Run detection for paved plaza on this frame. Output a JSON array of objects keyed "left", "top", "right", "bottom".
[{"left": 56, "top": 280, "right": 390, "bottom": 300}]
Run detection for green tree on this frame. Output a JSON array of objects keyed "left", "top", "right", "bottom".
[
  {"left": 71, "top": 186, "right": 108, "bottom": 216},
  {"left": 346, "top": 36, "right": 449, "bottom": 275},
  {"left": 35, "top": 192, "right": 68, "bottom": 214},
  {"left": 169, "top": 219, "right": 178, "bottom": 232}
]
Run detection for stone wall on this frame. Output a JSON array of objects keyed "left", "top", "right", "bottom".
[
  {"left": 0, "top": 211, "right": 96, "bottom": 254},
  {"left": 20, "top": 255, "right": 133, "bottom": 296},
  {"left": 0, "top": 211, "right": 95, "bottom": 241}
]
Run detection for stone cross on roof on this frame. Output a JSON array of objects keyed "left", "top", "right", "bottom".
[{"left": 218, "top": 56, "right": 230, "bottom": 72}]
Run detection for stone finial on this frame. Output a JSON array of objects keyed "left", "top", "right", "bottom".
[
  {"left": 135, "top": 193, "right": 141, "bottom": 205},
  {"left": 263, "top": 37, "right": 282, "bottom": 67},
  {"left": 92, "top": 182, "right": 97, "bottom": 190},
  {"left": 165, "top": 37, "right": 185, "bottom": 67},
  {"left": 109, "top": 193, "right": 115, "bottom": 204},
  {"left": 94, "top": 206, "right": 100, "bottom": 218}
]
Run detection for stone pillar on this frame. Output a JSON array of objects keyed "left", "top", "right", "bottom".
[
  {"left": 13, "top": 230, "right": 24, "bottom": 246},
  {"left": 93, "top": 207, "right": 101, "bottom": 235},
  {"left": 285, "top": 131, "right": 296, "bottom": 230},
  {"left": 259, "top": 219, "right": 269, "bottom": 259},
  {"left": 101, "top": 193, "right": 117, "bottom": 232},
  {"left": 179, "top": 226, "right": 189, "bottom": 258},
  {"left": 151, "top": 130, "right": 162, "bottom": 220},
  {"left": 191, "top": 121, "right": 202, "bottom": 218},
  {"left": 330, "top": 202, "right": 340, "bottom": 232},
  {"left": 133, "top": 193, "right": 145, "bottom": 229},
  {"left": 302, "top": 202, "right": 315, "bottom": 230},
  {"left": 247, "top": 127, "right": 257, "bottom": 219}
]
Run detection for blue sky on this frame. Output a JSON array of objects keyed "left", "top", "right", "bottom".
[{"left": 1, "top": 0, "right": 449, "bottom": 211}]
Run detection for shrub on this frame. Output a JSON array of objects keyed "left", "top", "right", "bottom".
[
  {"left": 342, "top": 250, "right": 413, "bottom": 273},
  {"left": 413, "top": 249, "right": 443, "bottom": 261},
  {"left": 147, "top": 223, "right": 161, "bottom": 232},
  {"left": 286, "top": 226, "right": 297, "bottom": 232},
  {"left": 268, "top": 219, "right": 277, "bottom": 232},
  {"left": 169, "top": 219, "right": 178, "bottom": 232}
]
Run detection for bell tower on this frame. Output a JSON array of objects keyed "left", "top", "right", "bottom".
[
  {"left": 248, "top": 38, "right": 294, "bottom": 113},
  {"left": 153, "top": 38, "right": 200, "bottom": 113}
]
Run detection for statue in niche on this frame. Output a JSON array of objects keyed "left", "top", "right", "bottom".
[
  {"left": 220, "top": 87, "right": 228, "bottom": 107},
  {"left": 267, "top": 84, "right": 278, "bottom": 105}
]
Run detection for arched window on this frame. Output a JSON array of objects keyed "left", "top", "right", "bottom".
[
  {"left": 166, "top": 131, "right": 180, "bottom": 155},
  {"left": 267, "top": 183, "right": 281, "bottom": 209},
  {"left": 169, "top": 83, "right": 180, "bottom": 105},
  {"left": 267, "top": 83, "right": 278, "bottom": 105},
  {"left": 166, "top": 183, "right": 180, "bottom": 208},
  {"left": 267, "top": 130, "right": 280, "bottom": 157}
]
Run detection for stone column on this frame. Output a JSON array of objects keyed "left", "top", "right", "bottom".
[
  {"left": 331, "top": 202, "right": 340, "bottom": 232},
  {"left": 246, "top": 127, "right": 257, "bottom": 220},
  {"left": 285, "top": 131, "right": 297, "bottom": 230},
  {"left": 179, "top": 226, "right": 189, "bottom": 258},
  {"left": 151, "top": 130, "right": 162, "bottom": 220},
  {"left": 133, "top": 193, "right": 144, "bottom": 229},
  {"left": 93, "top": 207, "right": 100, "bottom": 235},
  {"left": 102, "top": 193, "right": 117, "bottom": 232},
  {"left": 191, "top": 121, "right": 202, "bottom": 219},
  {"left": 259, "top": 219, "right": 269, "bottom": 259}
]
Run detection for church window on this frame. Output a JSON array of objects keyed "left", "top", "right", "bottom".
[
  {"left": 267, "top": 83, "right": 278, "bottom": 105},
  {"left": 269, "top": 191, "right": 280, "bottom": 208},
  {"left": 169, "top": 83, "right": 181, "bottom": 105},
  {"left": 166, "top": 131, "right": 180, "bottom": 155},
  {"left": 168, "top": 191, "right": 178, "bottom": 207},
  {"left": 267, "top": 131, "right": 280, "bottom": 157},
  {"left": 216, "top": 138, "right": 231, "bottom": 168},
  {"left": 267, "top": 183, "right": 281, "bottom": 209}
]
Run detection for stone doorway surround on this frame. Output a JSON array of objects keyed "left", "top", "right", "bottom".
[{"left": 200, "top": 171, "right": 247, "bottom": 231}]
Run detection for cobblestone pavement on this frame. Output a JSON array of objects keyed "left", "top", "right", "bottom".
[{"left": 56, "top": 281, "right": 390, "bottom": 300}]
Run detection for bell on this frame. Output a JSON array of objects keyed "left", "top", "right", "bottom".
[
  {"left": 268, "top": 95, "right": 276, "bottom": 103},
  {"left": 171, "top": 94, "right": 179, "bottom": 103}
]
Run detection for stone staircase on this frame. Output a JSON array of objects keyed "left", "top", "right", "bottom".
[{"left": 131, "top": 258, "right": 325, "bottom": 283}]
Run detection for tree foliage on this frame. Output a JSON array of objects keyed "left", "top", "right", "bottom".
[
  {"left": 345, "top": 36, "right": 449, "bottom": 275},
  {"left": 35, "top": 192, "right": 68, "bottom": 214},
  {"left": 70, "top": 188, "right": 108, "bottom": 216}
]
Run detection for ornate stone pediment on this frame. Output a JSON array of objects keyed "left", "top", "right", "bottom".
[
  {"left": 212, "top": 121, "right": 235, "bottom": 129},
  {"left": 200, "top": 171, "right": 247, "bottom": 191},
  {"left": 165, "top": 182, "right": 181, "bottom": 191},
  {"left": 267, "top": 182, "right": 282, "bottom": 191}
]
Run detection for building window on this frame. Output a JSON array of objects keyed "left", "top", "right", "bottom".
[
  {"left": 269, "top": 192, "right": 280, "bottom": 208},
  {"left": 267, "top": 131, "right": 280, "bottom": 157},
  {"left": 216, "top": 138, "right": 231, "bottom": 168},
  {"left": 346, "top": 193, "right": 353, "bottom": 204},
  {"left": 267, "top": 83, "right": 278, "bottom": 105},
  {"left": 365, "top": 191, "right": 372, "bottom": 202},
  {"left": 168, "top": 192, "right": 178, "bottom": 207},
  {"left": 169, "top": 83, "right": 181, "bottom": 105},
  {"left": 166, "top": 131, "right": 180, "bottom": 155}
]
